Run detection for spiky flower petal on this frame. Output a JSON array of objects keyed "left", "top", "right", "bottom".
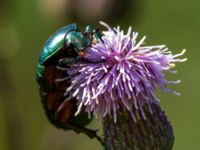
[{"left": 64, "top": 22, "right": 186, "bottom": 122}]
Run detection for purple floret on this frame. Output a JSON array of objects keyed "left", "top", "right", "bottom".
[{"left": 61, "top": 22, "right": 186, "bottom": 122}]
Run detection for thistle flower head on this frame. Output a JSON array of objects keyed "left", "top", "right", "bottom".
[{"left": 64, "top": 22, "right": 186, "bottom": 122}]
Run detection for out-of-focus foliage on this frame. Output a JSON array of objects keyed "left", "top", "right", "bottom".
[{"left": 0, "top": 0, "right": 199, "bottom": 150}]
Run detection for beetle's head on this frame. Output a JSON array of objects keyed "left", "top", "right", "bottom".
[{"left": 84, "top": 25, "right": 102, "bottom": 44}]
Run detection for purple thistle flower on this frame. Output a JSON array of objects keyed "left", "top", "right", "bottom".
[{"left": 64, "top": 22, "right": 187, "bottom": 122}]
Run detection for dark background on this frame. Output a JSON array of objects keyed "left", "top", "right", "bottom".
[{"left": 0, "top": 0, "right": 199, "bottom": 149}]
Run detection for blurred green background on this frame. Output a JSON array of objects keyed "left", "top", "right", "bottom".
[{"left": 0, "top": 0, "right": 199, "bottom": 150}]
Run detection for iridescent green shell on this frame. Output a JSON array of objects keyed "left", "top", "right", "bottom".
[
  {"left": 36, "top": 24, "right": 92, "bottom": 131},
  {"left": 37, "top": 24, "right": 77, "bottom": 80},
  {"left": 39, "top": 23, "right": 77, "bottom": 65}
]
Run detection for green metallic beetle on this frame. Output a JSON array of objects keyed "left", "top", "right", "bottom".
[{"left": 36, "top": 23, "right": 103, "bottom": 143}]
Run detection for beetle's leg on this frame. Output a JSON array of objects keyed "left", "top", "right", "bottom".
[
  {"left": 54, "top": 100, "right": 104, "bottom": 145},
  {"left": 65, "top": 122, "right": 104, "bottom": 146},
  {"left": 78, "top": 57, "right": 105, "bottom": 64},
  {"left": 59, "top": 56, "right": 104, "bottom": 66},
  {"left": 53, "top": 99, "right": 103, "bottom": 144},
  {"left": 58, "top": 57, "right": 79, "bottom": 65}
]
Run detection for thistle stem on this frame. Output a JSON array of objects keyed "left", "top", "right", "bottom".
[{"left": 103, "top": 103, "right": 174, "bottom": 150}]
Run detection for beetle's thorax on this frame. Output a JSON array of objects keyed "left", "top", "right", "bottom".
[{"left": 65, "top": 31, "right": 90, "bottom": 51}]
